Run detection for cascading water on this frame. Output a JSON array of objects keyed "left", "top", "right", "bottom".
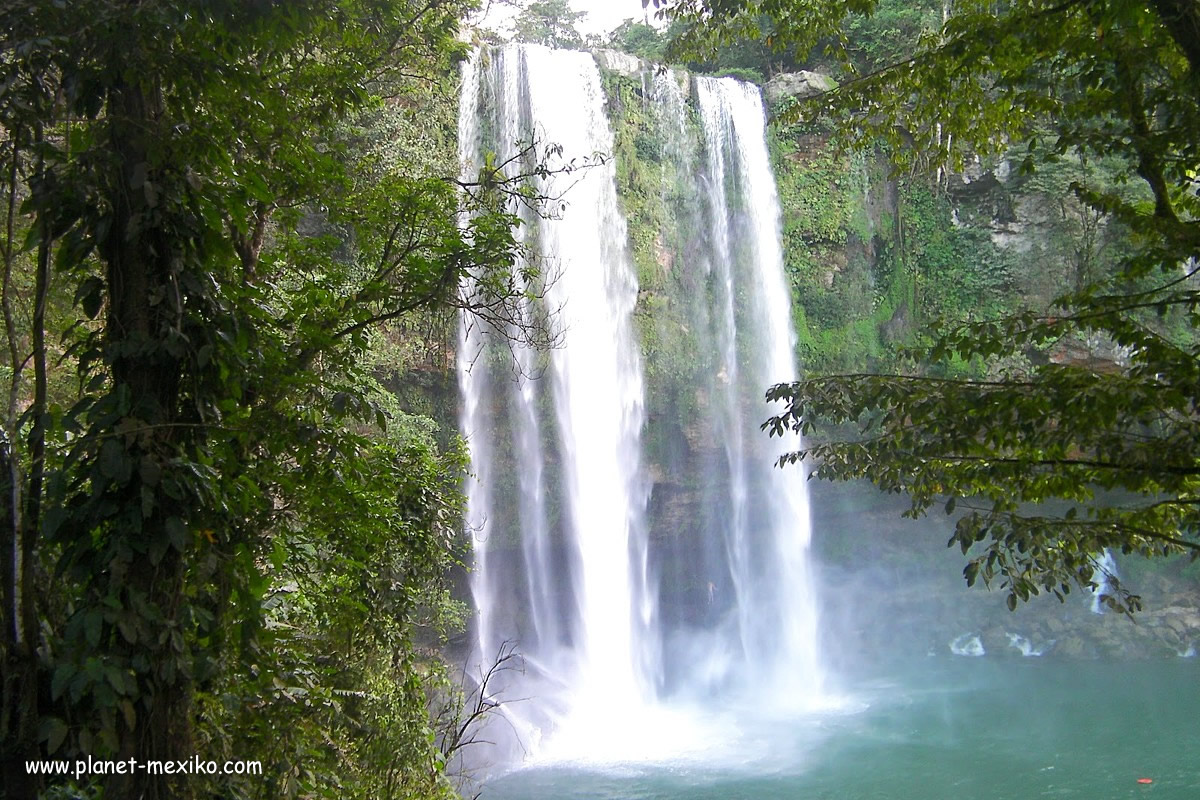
[
  {"left": 458, "top": 45, "right": 827, "bottom": 763},
  {"left": 520, "top": 44, "right": 656, "bottom": 730},
  {"left": 458, "top": 43, "right": 655, "bottom": 757},
  {"left": 693, "top": 76, "right": 823, "bottom": 702},
  {"left": 1089, "top": 549, "right": 1119, "bottom": 613}
]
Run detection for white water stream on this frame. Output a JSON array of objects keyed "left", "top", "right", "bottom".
[
  {"left": 458, "top": 45, "right": 828, "bottom": 764},
  {"left": 693, "top": 76, "right": 823, "bottom": 705}
]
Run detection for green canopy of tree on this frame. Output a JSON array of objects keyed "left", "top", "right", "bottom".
[
  {"left": 513, "top": 0, "right": 588, "bottom": 49},
  {"left": 652, "top": 0, "right": 1200, "bottom": 610},
  {"left": 1, "top": 1, "right": 532, "bottom": 797},
  {"left": 607, "top": 19, "right": 669, "bottom": 62}
]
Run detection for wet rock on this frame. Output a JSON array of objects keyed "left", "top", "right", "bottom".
[
  {"left": 980, "top": 626, "right": 1010, "bottom": 655},
  {"left": 594, "top": 49, "right": 644, "bottom": 78},
  {"left": 1157, "top": 626, "right": 1183, "bottom": 649},
  {"left": 765, "top": 71, "right": 837, "bottom": 105}
]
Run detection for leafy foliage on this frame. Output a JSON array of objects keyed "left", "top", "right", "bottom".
[
  {"left": 842, "top": 0, "right": 942, "bottom": 73},
  {"left": 607, "top": 20, "right": 669, "bottom": 62},
  {"left": 0, "top": 1, "right": 526, "bottom": 797},
  {"left": 513, "top": 0, "right": 587, "bottom": 49}
]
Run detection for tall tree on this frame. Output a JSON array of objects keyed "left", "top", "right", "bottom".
[
  {"left": 513, "top": 0, "right": 588, "bottom": 48},
  {"left": 1, "top": 1, "right": 531, "bottom": 797},
  {"left": 653, "top": 0, "right": 1200, "bottom": 609}
]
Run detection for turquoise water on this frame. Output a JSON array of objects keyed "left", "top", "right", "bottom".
[{"left": 481, "top": 659, "right": 1199, "bottom": 799}]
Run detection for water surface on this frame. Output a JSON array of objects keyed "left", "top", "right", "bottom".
[{"left": 481, "top": 658, "right": 1199, "bottom": 799}]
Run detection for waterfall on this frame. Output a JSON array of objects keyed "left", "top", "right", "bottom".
[
  {"left": 522, "top": 44, "right": 654, "bottom": 718},
  {"left": 458, "top": 45, "right": 826, "bottom": 762},
  {"left": 692, "top": 76, "right": 823, "bottom": 702},
  {"left": 949, "top": 633, "right": 986, "bottom": 657},
  {"left": 1090, "top": 549, "right": 1119, "bottom": 613},
  {"left": 458, "top": 44, "right": 654, "bottom": 754}
]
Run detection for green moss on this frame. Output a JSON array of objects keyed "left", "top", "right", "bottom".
[
  {"left": 775, "top": 148, "right": 857, "bottom": 245},
  {"left": 769, "top": 129, "right": 898, "bottom": 371},
  {"left": 768, "top": 111, "right": 1030, "bottom": 375},
  {"left": 599, "top": 66, "right": 714, "bottom": 448},
  {"left": 896, "top": 183, "right": 1013, "bottom": 324},
  {"left": 602, "top": 71, "right": 666, "bottom": 290}
]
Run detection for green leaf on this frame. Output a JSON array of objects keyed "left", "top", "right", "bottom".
[
  {"left": 99, "top": 439, "right": 132, "bottom": 483},
  {"left": 117, "top": 616, "right": 138, "bottom": 645},
  {"left": 84, "top": 609, "right": 103, "bottom": 648},
  {"left": 51, "top": 665, "right": 74, "bottom": 701},
  {"left": 39, "top": 717, "right": 69, "bottom": 755},
  {"left": 166, "top": 517, "right": 187, "bottom": 552},
  {"left": 75, "top": 276, "right": 106, "bottom": 319}
]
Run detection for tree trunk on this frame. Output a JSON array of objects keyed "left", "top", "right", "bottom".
[
  {"left": 1, "top": 134, "right": 47, "bottom": 800},
  {"left": 1151, "top": 0, "right": 1200, "bottom": 80},
  {"left": 98, "top": 78, "right": 194, "bottom": 800},
  {"left": 1, "top": 441, "right": 40, "bottom": 800}
]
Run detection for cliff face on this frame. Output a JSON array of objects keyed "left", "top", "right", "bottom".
[
  {"left": 765, "top": 73, "right": 1146, "bottom": 377},
  {"left": 590, "top": 60, "right": 1199, "bottom": 658}
]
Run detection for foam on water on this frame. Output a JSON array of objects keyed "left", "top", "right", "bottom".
[{"left": 950, "top": 633, "right": 985, "bottom": 657}]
